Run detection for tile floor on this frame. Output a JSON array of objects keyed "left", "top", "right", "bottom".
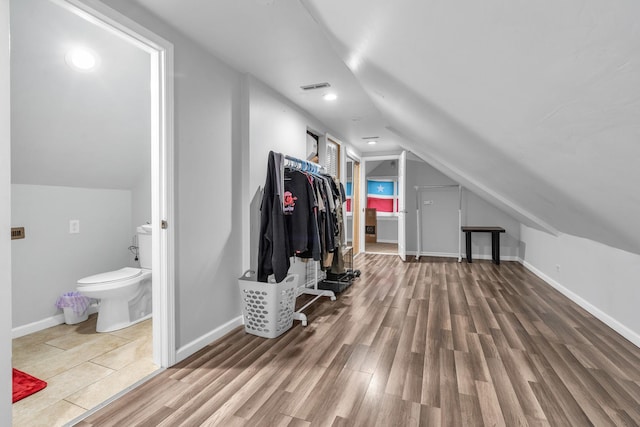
[{"left": 12, "top": 315, "right": 157, "bottom": 427}]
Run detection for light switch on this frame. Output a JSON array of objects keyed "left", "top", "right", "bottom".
[{"left": 69, "top": 219, "right": 80, "bottom": 234}]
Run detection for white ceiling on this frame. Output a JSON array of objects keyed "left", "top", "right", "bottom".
[
  {"left": 129, "top": 0, "right": 640, "bottom": 254},
  {"left": 11, "top": 0, "right": 150, "bottom": 190},
  {"left": 12, "top": 0, "right": 640, "bottom": 254},
  {"left": 130, "top": 0, "right": 402, "bottom": 154}
]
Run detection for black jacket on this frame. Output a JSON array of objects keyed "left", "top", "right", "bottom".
[{"left": 257, "top": 151, "right": 290, "bottom": 282}]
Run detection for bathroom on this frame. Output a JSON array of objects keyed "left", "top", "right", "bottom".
[{"left": 10, "top": 0, "right": 157, "bottom": 423}]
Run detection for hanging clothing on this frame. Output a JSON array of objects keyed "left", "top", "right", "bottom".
[
  {"left": 257, "top": 151, "right": 290, "bottom": 283},
  {"left": 283, "top": 169, "right": 321, "bottom": 261},
  {"left": 257, "top": 151, "right": 348, "bottom": 281},
  {"left": 331, "top": 177, "right": 347, "bottom": 274}
]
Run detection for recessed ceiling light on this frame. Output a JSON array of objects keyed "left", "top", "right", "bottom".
[
  {"left": 323, "top": 93, "right": 337, "bottom": 101},
  {"left": 367, "top": 140, "right": 377, "bottom": 145},
  {"left": 65, "top": 47, "right": 99, "bottom": 71}
]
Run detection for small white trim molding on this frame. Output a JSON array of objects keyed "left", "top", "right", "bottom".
[
  {"left": 520, "top": 259, "right": 640, "bottom": 349},
  {"left": 175, "top": 316, "right": 243, "bottom": 363},
  {"left": 12, "top": 305, "right": 99, "bottom": 338},
  {"left": 375, "top": 238, "right": 398, "bottom": 244},
  {"left": 415, "top": 252, "right": 519, "bottom": 262}
]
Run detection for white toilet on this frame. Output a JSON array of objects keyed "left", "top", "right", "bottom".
[{"left": 77, "top": 224, "right": 153, "bottom": 332}]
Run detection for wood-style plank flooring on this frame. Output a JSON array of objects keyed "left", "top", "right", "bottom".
[
  {"left": 78, "top": 255, "right": 640, "bottom": 426},
  {"left": 365, "top": 242, "right": 398, "bottom": 255}
]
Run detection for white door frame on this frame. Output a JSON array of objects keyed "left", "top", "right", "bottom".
[
  {"left": 398, "top": 151, "right": 407, "bottom": 261},
  {"left": 344, "top": 150, "right": 361, "bottom": 254},
  {"left": 360, "top": 153, "right": 407, "bottom": 260},
  {"left": 55, "top": 0, "right": 176, "bottom": 367}
]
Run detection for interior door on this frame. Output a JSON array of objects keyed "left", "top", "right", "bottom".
[
  {"left": 352, "top": 161, "right": 361, "bottom": 255},
  {"left": 420, "top": 188, "right": 459, "bottom": 255},
  {"left": 397, "top": 151, "right": 407, "bottom": 261}
]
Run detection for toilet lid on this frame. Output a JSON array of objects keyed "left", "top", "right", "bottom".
[{"left": 78, "top": 267, "right": 142, "bottom": 285}]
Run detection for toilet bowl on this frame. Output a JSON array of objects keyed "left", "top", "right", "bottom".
[
  {"left": 77, "top": 224, "right": 153, "bottom": 332},
  {"left": 77, "top": 267, "right": 152, "bottom": 332}
]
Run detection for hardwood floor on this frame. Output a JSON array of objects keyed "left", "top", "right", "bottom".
[
  {"left": 365, "top": 242, "right": 398, "bottom": 254},
  {"left": 78, "top": 255, "right": 640, "bottom": 426}
]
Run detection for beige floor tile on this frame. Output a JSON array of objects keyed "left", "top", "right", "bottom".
[
  {"left": 65, "top": 358, "right": 159, "bottom": 410},
  {"left": 46, "top": 327, "right": 110, "bottom": 351},
  {"left": 12, "top": 324, "right": 72, "bottom": 349},
  {"left": 25, "top": 334, "right": 130, "bottom": 380},
  {"left": 12, "top": 314, "right": 152, "bottom": 427},
  {"left": 13, "top": 399, "right": 87, "bottom": 427},
  {"left": 108, "top": 318, "right": 152, "bottom": 341},
  {"left": 12, "top": 362, "right": 114, "bottom": 418},
  {"left": 91, "top": 335, "right": 153, "bottom": 370},
  {"left": 12, "top": 343, "right": 64, "bottom": 370}
]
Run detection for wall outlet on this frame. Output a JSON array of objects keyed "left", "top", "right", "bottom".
[{"left": 69, "top": 219, "right": 80, "bottom": 234}]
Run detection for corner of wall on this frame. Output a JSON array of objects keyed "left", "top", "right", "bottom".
[
  {"left": 2, "top": 0, "right": 13, "bottom": 423},
  {"left": 519, "top": 224, "right": 640, "bottom": 349},
  {"left": 175, "top": 315, "right": 243, "bottom": 363}
]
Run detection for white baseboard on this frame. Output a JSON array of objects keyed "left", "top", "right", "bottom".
[
  {"left": 375, "top": 239, "right": 398, "bottom": 244},
  {"left": 417, "top": 251, "right": 459, "bottom": 259},
  {"left": 520, "top": 259, "right": 640, "bottom": 349},
  {"left": 12, "top": 305, "right": 99, "bottom": 339},
  {"left": 468, "top": 253, "right": 520, "bottom": 262},
  {"left": 175, "top": 315, "right": 243, "bottom": 363},
  {"left": 415, "top": 252, "right": 519, "bottom": 262}
]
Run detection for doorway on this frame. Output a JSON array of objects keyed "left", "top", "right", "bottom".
[
  {"left": 345, "top": 156, "right": 361, "bottom": 255},
  {"left": 361, "top": 152, "right": 407, "bottom": 260},
  {"left": 10, "top": 0, "right": 174, "bottom": 423}
]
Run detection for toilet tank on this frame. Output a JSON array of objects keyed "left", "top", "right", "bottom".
[{"left": 136, "top": 224, "right": 152, "bottom": 269}]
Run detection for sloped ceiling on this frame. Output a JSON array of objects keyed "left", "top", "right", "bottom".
[
  {"left": 123, "top": 0, "right": 639, "bottom": 254},
  {"left": 11, "top": 0, "right": 150, "bottom": 190},
  {"left": 301, "top": 0, "right": 640, "bottom": 254}
]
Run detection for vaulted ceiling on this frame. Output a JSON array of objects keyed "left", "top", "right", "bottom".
[
  {"left": 131, "top": 0, "right": 640, "bottom": 254},
  {"left": 13, "top": 0, "right": 640, "bottom": 255},
  {"left": 11, "top": 0, "right": 150, "bottom": 190}
]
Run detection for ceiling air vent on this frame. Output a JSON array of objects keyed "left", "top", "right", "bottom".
[
  {"left": 11, "top": 227, "right": 25, "bottom": 240},
  {"left": 301, "top": 82, "right": 331, "bottom": 91},
  {"left": 362, "top": 136, "right": 379, "bottom": 140}
]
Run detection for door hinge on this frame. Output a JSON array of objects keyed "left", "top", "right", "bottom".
[{"left": 161, "top": 220, "right": 168, "bottom": 229}]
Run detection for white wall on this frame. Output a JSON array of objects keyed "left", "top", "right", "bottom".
[
  {"left": 245, "top": 76, "right": 331, "bottom": 272},
  {"left": 131, "top": 168, "right": 151, "bottom": 238},
  {"left": 11, "top": 185, "right": 132, "bottom": 328},
  {"left": 367, "top": 159, "right": 398, "bottom": 179},
  {"left": 1, "top": 0, "right": 12, "bottom": 423},
  {"left": 247, "top": 76, "right": 329, "bottom": 197},
  {"left": 462, "top": 191, "right": 520, "bottom": 259},
  {"left": 102, "top": 0, "right": 244, "bottom": 352},
  {"left": 520, "top": 225, "right": 640, "bottom": 347},
  {"left": 406, "top": 159, "right": 520, "bottom": 259},
  {"left": 376, "top": 218, "right": 398, "bottom": 243}
]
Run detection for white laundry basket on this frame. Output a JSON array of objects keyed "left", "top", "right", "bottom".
[{"left": 238, "top": 271, "right": 298, "bottom": 339}]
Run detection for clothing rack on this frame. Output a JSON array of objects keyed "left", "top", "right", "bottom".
[
  {"left": 282, "top": 153, "right": 336, "bottom": 326},
  {"left": 415, "top": 185, "right": 462, "bottom": 262},
  {"left": 284, "top": 155, "right": 327, "bottom": 176},
  {"left": 292, "top": 260, "right": 335, "bottom": 327}
]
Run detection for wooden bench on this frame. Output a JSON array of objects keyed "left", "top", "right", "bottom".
[{"left": 461, "top": 226, "right": 505, "bottom": 265}]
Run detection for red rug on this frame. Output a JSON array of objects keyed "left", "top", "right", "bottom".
[{"left": 12, "top": 368, "right": 47, "bottom": 403}]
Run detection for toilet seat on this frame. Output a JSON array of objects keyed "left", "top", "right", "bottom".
[
  {"left": 77, "top": 268, "right": 151, "bottom": 294},
  {"left": 78, "top": 267, "right": 142, "bottom": 285}
]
